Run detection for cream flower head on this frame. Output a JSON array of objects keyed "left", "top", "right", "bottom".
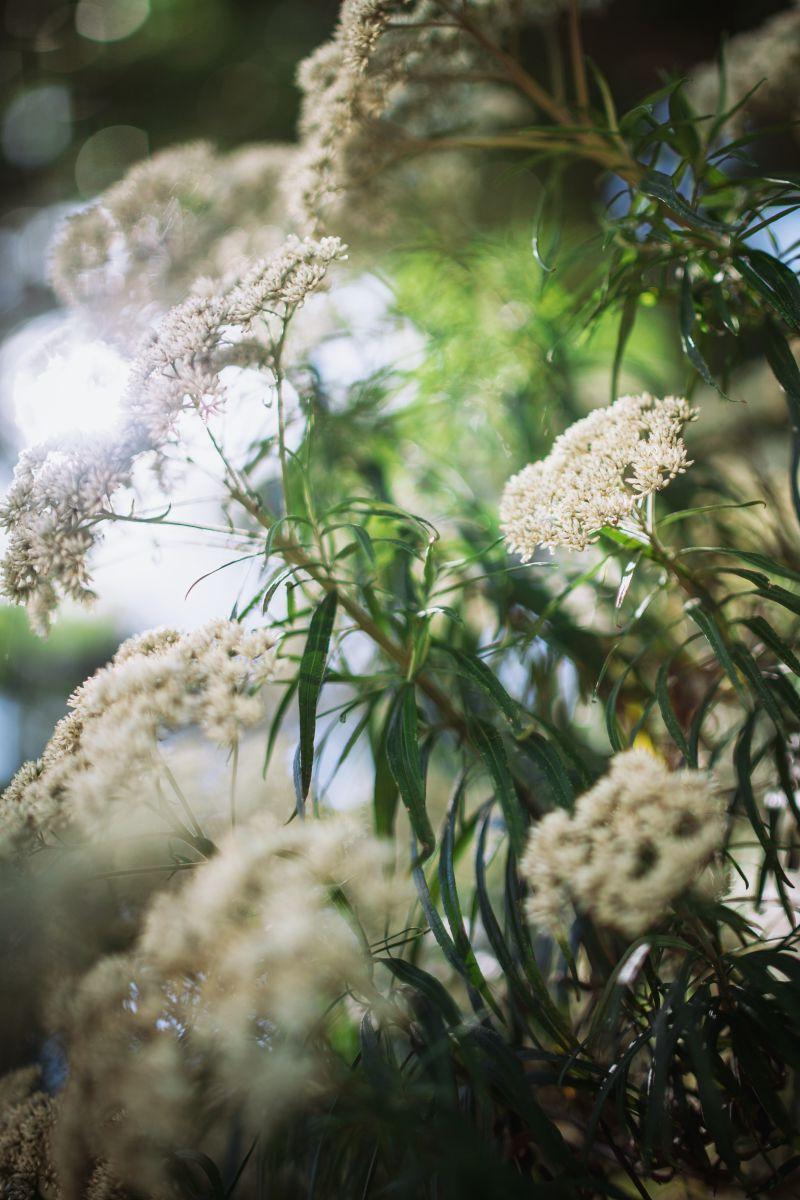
[
  {"left": 500, "top": 393, "right": 696, "bottom": 559},
  {"left": 521, "top": 749, "right": 727, "bottom": 938}
]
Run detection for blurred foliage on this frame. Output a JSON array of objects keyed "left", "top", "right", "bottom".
[{"left": 0, "top": 604, "right": 118, "bottom": 780}]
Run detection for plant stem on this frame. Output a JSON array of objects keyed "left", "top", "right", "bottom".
[{"left": 568, "top": 0, "right": 589, "bottom": 114}]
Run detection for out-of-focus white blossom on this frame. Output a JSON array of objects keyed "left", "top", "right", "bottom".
[
  {"left": 687, "top": 4, "right": 800, "bottom": 136},
  {"left": 500, "top": 394, "right": 695, "bottom": 558},
  {"left": 0, "top": 620, "right": 278, "bottom": 856},
  {"left": 55, "top": 810, "right": 409, "bottom": 1193},
  {"left": 521, "top": 750, "right": 727, "bottom": 938},
  {"left": 49, "top": 141, "right": 296, "bottom": 347},
  {"left": 0, "top": 1065, "right": 169, "bottom": 1200}
]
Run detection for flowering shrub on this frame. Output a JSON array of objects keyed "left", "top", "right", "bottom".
[{"left": 2, "top": 3, "right": 800, "bottom": 1198}]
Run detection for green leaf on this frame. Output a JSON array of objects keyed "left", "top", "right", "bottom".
[
  {"left": 657, "top": 500, "right": 764, "bottom": 528},
  {"left": 464, "top": 1025, "right": 575, "bottom": 1174},
  {"left": 517, "top": 729, "right": 574, "bottom": 808},
  {"left": 729, "top": 644, "right": 786, "bottom": 732},
  {"left": 610, "top": 293, "right": 638, "bottom": 403},
  {"left": 763, "top": 319, "right": 800, "bottom": 523},
  {"left": 685, "top": 1018, "right": 741, "bottom": 1179},
  {"left": 386, "top": 685, "right": 435, "bottom": 861},
  {"left": 263, "top": 677, "right": 298, "bottom": 778},
  {"left": 686, "top": 543, "right": 800, "bottom": 585},
  {"left": 668, "top": 85, "right": 701, "bottom": 160},
  {"left": 372, "top": 708, "right": 400, "bottom": 839},
  {"left": 298, "top": 591, "right": 338, "bottom": 800},
  {"left": 640, "top": 169, "right": 728, "bottom": 232},
  {"left": 642, "top": 958, "right": 694, "bottom": 1162},
  {"left": 680, "top": 269, "right": 725, "bottom": 395},
  {"left": 470, "top": 720, "right": 526, "bottom": 858},
  {"left": 734, "top": 713, "right": 792, "bottom": 887},
  {"left": 685, "top": 602, "right": 748, "bottom": 706},
  {"left": 378, "top": 956, "right": 462, "bottom": 1025},
  {"left": 342, "top": 522, "right": 376, "bottom": 563},
  {"left": 733, "top": 248, "right": 800, "bottom": 329},
  {"left": 473, "top": 808, "right": 535, "bottom": 1023},
  {"left": 411, "top": 800, "right": 502, "bottom": 1021},
  {"left": 445, "top": 647, "right": 521, "bottom": 727},
  {"left": 655, "top": 656, "right": 691, "bottom": 760}
]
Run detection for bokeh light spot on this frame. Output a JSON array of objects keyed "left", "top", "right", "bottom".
[
  {"left": 75, "top": 0, "right": 150, "bottom": 44},
  {"left": 2, "top": 314, "right": 129, "bottom": 444},
  {"left": 75, "top": 125, "right": 149, "bottom": 195},
  {"left": 2, "top": 85, "right": 72, "bottom": 168}
]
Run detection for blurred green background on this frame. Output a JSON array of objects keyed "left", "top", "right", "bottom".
[{"left": 0, "top": 0, "right": 796, "bottom": 785}]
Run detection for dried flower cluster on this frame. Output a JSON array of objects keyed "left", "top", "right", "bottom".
[
  {"left": 521, "top": 750, "right": 727, "bottom": 938},
  {"left": 0, "top": 1067, "right": 60, "bottom": 1199},
  {"left": 55, "top": 811, "right": 407, "bottom": 1194},
  {"left": 688, "top": 4, "right": 800, "bottom": 137},
  {"left": 0, "top": 1065, "right": 170, "bottom": 1199},
  {"left": 290, "top": 0, "right": 603, "bottom": 229},
  {"left": 0, "top": 620, "right": 277, "bottom": 856},
  {"left": 50, "top": 141, "right": 295, "bottom": 347},
  {"left": 499, "top": 394, "right": 695, "bottom": 558}
]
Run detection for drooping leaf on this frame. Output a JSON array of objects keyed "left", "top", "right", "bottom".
[
  {"left": 386, "top": 685, "right": 435, "bottom": 860},
  {"left": 685, "top": 602, "right": 748, "bottom": 706},
  {"left": 470, "top": 719, "right": 526, "bottom": 858},
  {"left": 445, "top": 647, "right": 521, "bottom": 727},
  {"left": 640, "top": 169, "right": 729, "bottom": 232},
  {"left": 763, "top": 319, "right": 800, "bottom": 523},
  {"left": 655, "top": 655, "right": 691, "bottom": 760},
  {"left": 378, "top": 956, "right": 462, "bottom": 1025},
  {"left": 298, "top": 590, "right": 338, "bottom": 800},
  {"left": 734, "top": 248, "right": 800, "bottom": 329},
  {"left": 680, "top": 269, "right": 725, "bottom": 395}
]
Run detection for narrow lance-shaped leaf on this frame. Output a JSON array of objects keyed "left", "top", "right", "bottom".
[
  {"left": 298, "top": 590, "right": 338, "bottom": 800},
  {"left": 386, "top": 685, "right": 435, "bottom": 861},
  {"left": 734, "top": 712, "right": 792, "bottom": 886},
  {"left": 640, "top": 169, "right": 729, "bottom": 231},
  {"left": 445, "top": 646, "right": 521, "bottom": 727},
  {"left": 680, "top": 269, "right": 725, "bottom": 395},
  {"left": 763, "top": 319, "right": 800, "bottom": 523},
  {"left": 655, "top": 655, "right": 691, "bottom": 761},
  {"left": 470, "top": 719, "right": 527, "bottom": 858},
  {"left": 685, "top": 600, "right": 748, "bottom": 707},
  {"left": 734, "top": 248, "right": 800, "bottom": 329}
]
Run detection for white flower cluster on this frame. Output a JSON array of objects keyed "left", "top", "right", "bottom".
[
  {"left": 50, "top": 141, "right": 295, "bottom": 347},
  {"left": 56, "top": 811, "right": 408, "bottom": 1193},
  {"left": 127, "top": 233, "right": 346, "bottom": 442},
  {"left": 0, "top": 621, "right": 278, "bottom": 856},
  {"left": 0, "top": 234, "right": 345, "bottom": 626},
  {"left": 521, "top": 750, "right": 727, "bottom": 938},
  {"left": 0, "top": 428, "right": 146, "bottom": 633},
  {"left": 500, "top": 393, "right": 695, "bottom": 558},
  {"left": 688, "top": 4, "right": 800, "bottom": 136},
  {"left": 289, "top": 0, "right": 606, "bottom": 229}
]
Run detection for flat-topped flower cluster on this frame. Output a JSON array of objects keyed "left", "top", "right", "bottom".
[{"left": 500, "top": 393, "right": 696, "bottom": 558}]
